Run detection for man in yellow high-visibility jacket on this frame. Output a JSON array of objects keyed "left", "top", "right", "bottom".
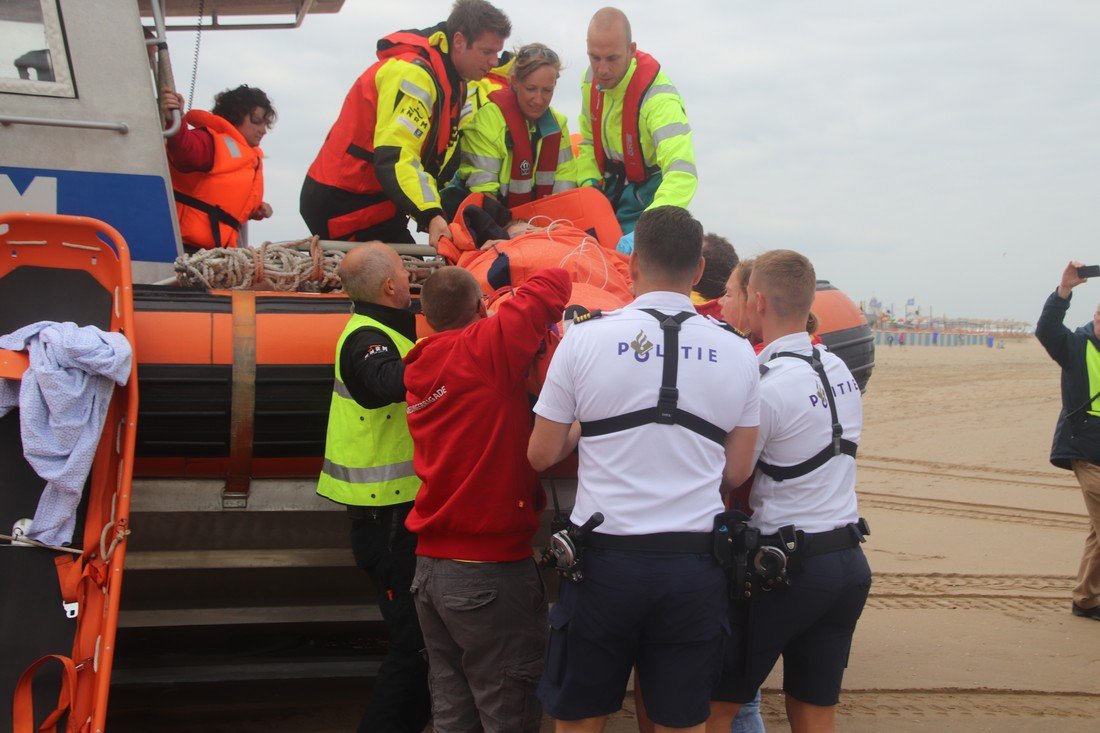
[
  {"left": 300, "top": 0, "right": 511, "bottom": 248},
  {"left": 579, "top": 7, "right": 698, "bottom": 249},
  {"left": 317, "top": 242, "right": 428, "bottom": 733}
]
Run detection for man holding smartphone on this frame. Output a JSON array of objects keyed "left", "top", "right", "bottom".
[{"left": 1035, "top": 261, "right": 1100, "bottom": 620}]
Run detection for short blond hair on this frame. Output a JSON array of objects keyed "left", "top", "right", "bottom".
[{"left": 750, "top": 249, "right": 816, "bottom": 320}]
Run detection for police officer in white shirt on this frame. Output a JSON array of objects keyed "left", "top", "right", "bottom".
[
  {"left": 709, "top": 249, "right": 871, "bottom": 733},
  {"left": 528, "top": 206, "right": 760, "bottom": 733}
]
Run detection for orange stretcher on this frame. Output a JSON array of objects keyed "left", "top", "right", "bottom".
[{"left": 1, "top": 213, "right": 138, "bottom": 733}]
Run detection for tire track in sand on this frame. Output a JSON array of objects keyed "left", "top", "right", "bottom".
[
  {"left": 858, "top": 490, "right": 1088, "bottom": 530},
  {"left": 860, "top": 454, "right": 1073, "bottom": 490},
  {"left": 866, "top": 573, "right": 1073, "bottom": 620},
  {"left": 759, "top": 688, "right": 1100, "bottom": 720}
]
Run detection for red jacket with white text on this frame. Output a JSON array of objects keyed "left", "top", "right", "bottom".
[{"left": 403, "top": 268, "right": 572, "bottom": 561}]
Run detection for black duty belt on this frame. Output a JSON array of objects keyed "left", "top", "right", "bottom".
[
  {"left": 758, "top": 522, "right": 866, "bottom": 558},
  {"left": 585, "top": 531, "right": 712, "bottom": 554}
]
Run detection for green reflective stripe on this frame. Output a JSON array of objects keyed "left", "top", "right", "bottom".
[
  {"left": 411, "top": 158, "right": 438, "bottom": 204},
  {"left": 667, "top": 160, "right": 698, "bottom": 177},
  {"left": 322, "top": 458, "right": 416, "bottom": 484},
  {"left": 642, "top": 83, "right": 679, "bottom": 105},
  {"left": 467, "top": 171, "right": 498, "bottom": 188},
  {"left": 652, "top": 122, "right": 691, "bottom": 145},
  {"left": 462, "top": 151, "right": 502, "bottom": 172},
  {"left": 333, "top": 377, "right": 353, "bottom": 400},
  {"left": 1087, "top": 342, "right": 1100, "bottom": 416},
  {"left": 399, "top": 79, "right": 433, "bottom": 109},
  {"left": 552, "top": 180, "right": 577, "bottom": 193},
  {"left": 223, "top": 137, "right": 242, "bottom": 158}
]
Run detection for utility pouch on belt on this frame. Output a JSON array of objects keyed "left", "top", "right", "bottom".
[
  {"left": 713, "top": 510, "right": 759, "bottom": 601},
  {"left": 776, "top": 524, "right": 804, "bottom": 580}
]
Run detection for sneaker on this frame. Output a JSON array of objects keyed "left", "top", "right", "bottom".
[{"left": 1071, "top": 602, "right": 1100, "bottom": 620}]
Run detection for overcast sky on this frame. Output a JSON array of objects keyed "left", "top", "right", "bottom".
[{"left": 173, "top": 0, "right": 1100, "bottom": 326}]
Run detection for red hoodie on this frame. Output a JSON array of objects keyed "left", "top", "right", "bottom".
[{"left": 404, "top": 268, "right": 573, "bottom": 561}]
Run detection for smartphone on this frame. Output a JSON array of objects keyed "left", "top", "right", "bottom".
[{"left": 1078, "top": 265, "right": 1100, "bottom": 279}]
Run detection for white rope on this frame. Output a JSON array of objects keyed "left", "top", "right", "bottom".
[{"left": 173, "top": 239, "right": 445, "bottom": 292}]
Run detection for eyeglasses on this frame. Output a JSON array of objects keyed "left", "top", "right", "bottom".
[{"left": 517, "top": 45, "right": 559, "bottom": 63}]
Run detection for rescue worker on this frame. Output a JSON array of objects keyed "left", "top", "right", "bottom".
[
  {"left": 709, "top": 249, "right": 871, "bottom": 733},
  {"left": 161, "top": 86, "right": 275, "bottom": 251},
  {"left": 460, "top": 52, "right": 513, "bottom": 125},
  {"left": 316, "top": 243, "right": 429, "bottom": 733},
  {"left": 299, "top": 0, "right": 510, "bottom": 247},
  {"left": 528, "top": 206, "right": 760, "bottom": 733},
  {"left": 579, "top": 7, "right": 697, "bottom": 247},
  {"left": 449, "top": 42, "right": 578, "bottom": 208},
  {"left": 1035, "top": 261, "right": 1100, "bottom": 621},
  {"left": 404, "top": 266, "right": 572, "bottom": 732}
]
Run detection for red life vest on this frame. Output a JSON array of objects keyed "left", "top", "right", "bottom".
[
  {"left": 304, "top": 25, "right": 464, "bottom": 238},
  {"left": 590, "top": 50, "right": 660, "bottom": 184},
  {"left": 487, "top": 89, "right": 562, "bottom": 206},
  {"left": 169, "top": 110, "right": 263, "bottom": 249}
]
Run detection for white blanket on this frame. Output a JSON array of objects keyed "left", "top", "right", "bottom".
[{"left": 0, "top": 321, "right": 132, "bottom": 546}]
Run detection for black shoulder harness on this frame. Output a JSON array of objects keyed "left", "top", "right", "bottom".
[
  {"left": 756, "top": 347, "right": 858, "bottom": 481},
  {"left": 579, "top": 309, "right": 728, "bottom": 445}
]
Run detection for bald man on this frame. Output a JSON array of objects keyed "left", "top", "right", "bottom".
[
  {"left": 579, "top": 7, "right": 698, "bottom": 245},
  {"left": 317, "top": 242, "right": 430, "bottom": 733}
]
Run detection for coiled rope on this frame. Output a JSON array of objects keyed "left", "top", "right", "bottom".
[{"left": 173, "top": 237, "right": 443, "bottom": 292}]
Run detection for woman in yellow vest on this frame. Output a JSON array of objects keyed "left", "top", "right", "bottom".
[
  {"left": 161, "top": 85, "right": 275, "bottom": 251},
  {"left": 450, "top": 43, "right": 578, "bottom": 210}
]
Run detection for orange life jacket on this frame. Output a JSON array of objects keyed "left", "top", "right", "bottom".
[
  {"left": 170, "top": 110, "right": 263, "bottom": 249},
  {"left": 487, "top": 88, "right": 561, "bottom": 206},
  {"left": 438, "top": 188, "right": 624, "bottom": 265},
  {"left": 304, "top": 25, "right": 464, "bottom": 238},
  {"left": 590, "top": 50, "right": 660, "bottom": 184}
]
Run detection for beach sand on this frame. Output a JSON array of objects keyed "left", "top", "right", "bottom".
[
  {"left": 582, "top": 337, "right": 1100, "bottom": 732},
  {"left": 107, "top": 338, "right": 1100, "bottom": 732}
]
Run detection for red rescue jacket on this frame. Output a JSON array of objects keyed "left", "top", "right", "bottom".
[
  {"left": 488, "top": 89, "right": 561, "bottom": 206},
  {"left": 590, "top": 50, "right": 660, "bottom": 184},
  {"left": 304, "top": 25, "right": 464, "bottom": 237}
]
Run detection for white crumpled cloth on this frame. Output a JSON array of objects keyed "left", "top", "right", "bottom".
[{"left": 0, "top": 321, "right": 132, "bottom": 546}]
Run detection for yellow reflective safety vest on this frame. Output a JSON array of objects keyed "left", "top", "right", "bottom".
[
  {"left": 577, "top": 52, "right": 697, "bottom": 211},
  {"left": 1087, "top": 340, "right": 1100, "bottom": 416},
  {"left": 317, "top": 314, "right": 420, "bottom": 506}
]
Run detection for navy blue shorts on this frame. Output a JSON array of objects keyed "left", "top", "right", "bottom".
[
  {"left": 713, "top": 546, "right": 871, "bottom": 707},
  {"left": 538, "top": 549, "right": 727, "bottom": 728}
]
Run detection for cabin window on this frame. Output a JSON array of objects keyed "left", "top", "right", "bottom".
[{"left": 0, "top": 0, "right": 74, "bottom": 97}]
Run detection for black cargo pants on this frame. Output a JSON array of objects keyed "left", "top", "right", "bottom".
[{"left": 349, "top": 501, "right": 431, "bottom": 733}]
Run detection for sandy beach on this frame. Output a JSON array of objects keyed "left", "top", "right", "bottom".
[
  {"left": 585, "top": 336, "right": 1100, "bottom": 732},
  {"left": 821, "top": 337, "right": 1100, "bottom": 732},
  {"left": 611, "top": 336, "right": 1100, "bottom": 730},
  {"left": 107, "top": 338, "right": 1100, "bottom": 732}
]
